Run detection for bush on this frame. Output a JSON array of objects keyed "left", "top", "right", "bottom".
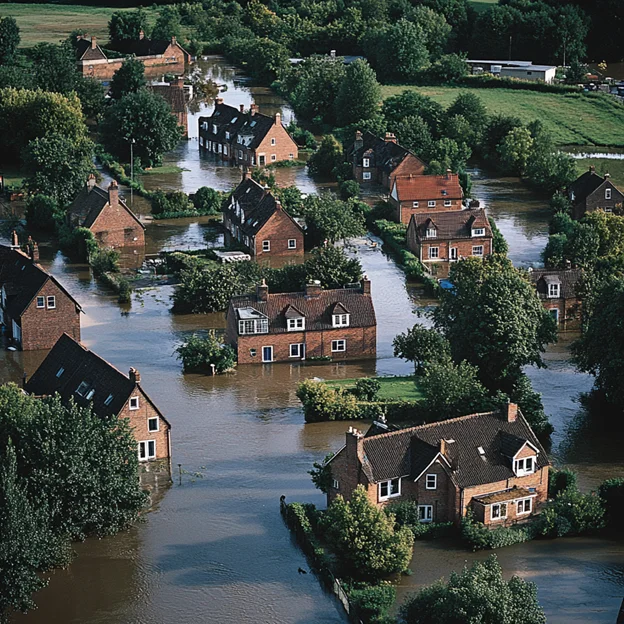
[
  {"left": 192, "top": 186, "right": 223, "bottom": 215},
  {"left": 296, "top": 380, "right": 361, "bottom": 422},
  {"left": 599, "top": 478, "right": 624, "bottom": 529},
  {"left": 386, "top": 501, "right": 454, "bottom": 539},
  {"left": 460, "top": 513, "right": 534, "bottom": 551},
  {"left": 89, "top": 247, "right": 120, "bottom": 277},
  {"left": 352, "top": 378, "right": 381, "bottom": 402},
  {"left": 549, "top": 467, "right": 578, "bottom": 498},
  {"left": 348, "top": 583, "right": 396, "bottom": 624},
  {"left": 151, "top": 189, "right": 194, "bottom": 217},
  {"left": 176, "top": 332, "right": 237, "bottom": 374},
  {"left": 536, "top": 489, "right": 606, "bottom": 538},
  {"left": 339, "top": 179, "right": 360, "bottom": 200},
  {"left": 25, "top": 194, "right": 61, "bottom": 231}
]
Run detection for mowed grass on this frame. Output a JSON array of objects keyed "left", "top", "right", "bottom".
[
  {"left": 324, "top": 376, "right": 423, "bottom": 401},
  {"left": 0, "top": 4, "right": 150, "bottom": 47},
  {"left": 575, "top": 158, "right": 624, "bottom": 189},
  {"left": 381, "top": 85, "right": 624, "bottom": 147}
]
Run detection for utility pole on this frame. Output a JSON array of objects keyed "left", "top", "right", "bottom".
[{"left": 130, "top": 138, "right": 135, "bottom": 207}]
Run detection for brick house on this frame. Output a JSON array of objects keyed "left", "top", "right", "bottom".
[
  {"left": 76, "top": 34, "right": 191, "bottom": 81},
  {"left": 223, "top": 173, "right": 304, "bottom": 258},
  {"left": 0, "top": 234, "right": 82, "bottom": 351},
  {"left": 406, "top": 208, "right": 493, "bottom": 278},
  {"left": 225, "top": 279, "right": 376, "bottom": 364},
  {"left": 390, "top": 173, "right": 464, "bottom": 225},
  {"left": 149, "top": 78, "right": 188, "bottom": 137},
  {"left": 66, "top": 177, "right": 145, "bottom": 249},
  {"left": 346, "top": 130, "right": 426, "bottom": 189},
  {"left": 529, "top": 268, "right": 582, "bottom": 329},
  {"left": 327, "top": 403, "right": 549, "bottom": 527},
  {"left": 25, "top": 333, "right": 171, "bottom": 478},
  {"left": 199, "top": 99, "right": 298, "bottom": 166},
  {"left": 568, "top": 166, "right": 624, "bottom": 220}
]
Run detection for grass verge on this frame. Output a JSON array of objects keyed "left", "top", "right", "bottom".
[{"left": 324, "top": 376, "right": 423, "bottom": 401}]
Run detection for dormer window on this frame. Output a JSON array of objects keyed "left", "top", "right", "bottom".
[
  {"left": 426, "top": 228, "right": 437, "bottom": 239},
  {"left": 333, "top": 313, "right": 350, "bottom": 327},
  {"left": 287, "top": 317, "right": 305, "bottom": 331},
  {"left": 514, "top": 456, "right": 536, "bottom": 476},
  {"left": 606, "top": 188, "right": 612, "bottom": 200},
  {"left": 548, "top": 283, "right": 560, "bottom": 298},
  {"left": 362, "top": 158, "right": 370, "bottom": 168},
  {"left": 472, "top": 228, "right": 485, "bottom": 237}
]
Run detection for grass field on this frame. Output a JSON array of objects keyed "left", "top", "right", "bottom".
[
  {"left": 470, "top": 0, "right": 498, "bottom": 13},
  {"left": 324, "top": 376, "right": 423, "bottom": 401},
  {"left": 0, "top": 3, "right": 155, "bottom": 47},
  {"left": 381, "top": 85, "right": 624, "bottom": 147},
  {"left": 575, "top": 158, "right": 624, "bottom": 189}
]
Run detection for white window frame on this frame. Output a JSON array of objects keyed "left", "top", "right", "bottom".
[
  {"left": 148, "top": 417, "right": 159, "bottom": 433},
  {"left": 271, "top": 137, "right": 276, "bottom": 146},
  {"left": 472, "top": 228, "right": 485, "bottom": 237},
  {"left": 450, "top": 247, "right": 458, "bottom": 261},
  {"left": 331, "top": 339, "right": 346, "bottom": 352},
  {"left": 428, "top": 200, "right": 436, "bottom": 207},
  {"left": 514, "top": 456, "right": 536, "bottom": 476},
  {"left": 262, "top": 346, "right": 273, "bottom": 363},
  {"left": 212, "top": 124, "right": 217, "bottom": 134},
  {"left": 362, "top": 157, "right": 370, "bottom": 168},
  {"left": 332, "top": 479, "right": 340, "bottom": 490},
  {"left": 288, "top": 239, "right": 297, "bottom": 249},
  {"left": 36, "top": 296, "right": 45, "bottom": 308},
  {"left": 271, "top": 154, "right": 276, "bottom": 161},
  {"left": 287, "top": 317, "right": 305, "bottom": 331},
  {"left": 425, "top": 228, "right": 437, "bottom": 239},
  {"left": 238, "top": 318, "right": 269, "bottom": 335},
  {"left": 444, "top": 199, "right": 452, "bottom": 207},
  {"left": 332, "top": 313, "right": 350, "bottom": 328},
  {"left": 289, "top": 343, "right": 304, "bottom": 358},
  {"left": 418, "top": 504, "right": 433, "bottom": 523},
  {"left": 472, "top": 246, "right": 484, "bottom": 257},
  {"left": 378, "top": 477, "right": 401, "bottom": 500},
  {"left": 429, "top": 247, "right": 439, "bottom": 259},
  {"left": 47, "top": 296, "right": 56, "bottom": 309},
  {"left": 129, "top": 396, "right": 140, "bottom": 411},
  {"left": 425, "top": 473, "right": 437, "bottom": 490},
  {"left": 548, "top": 283, "right": 560, "bottom": 298},
  {"left": 517, "top": 498, "right": 532, "bottom": 515},
  {"left": 138, "top": 440, "right": 156, "bottom": 461},
  {"left": 412, "top": 201, "right": 419, "bottom": 208},
  {"left": 606, "top": 188, "right": 612, "bottom": 200},
  {"left": 362, "top": 172, "right": 372, "bottom": 180},
  {"left": 262, "top": 240, "right": 270, "bottom": 252},
  {"left": 491, "top": 502, "right": 507, "bottom": 520}
]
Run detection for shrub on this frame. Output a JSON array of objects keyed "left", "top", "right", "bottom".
[
  {"left": 25, "top": 194, "right": 61, "bottom": 231},
  {"left": 348, "top": 583, "right": 396, "bottom": 624},
  {"left": 192, "top": 186, "right": 222, "bottom": 215},
  {"left": 536, "top": 489, "right": 606, "bottom": 538},
  {"left": 386, "top": 501, "right": 454, "bottom": 539},
  {"left": 352, "top": 378, "right": 381, "bottom": 402},
  {"left": 296, "top": 380, "right": 361, "bottom": 422},
  {"left": 460, "top": 513, "right": 534, "bottom": 551},
  {"left": 176, "top": 332, "right": 237, "bottom": 374},
  {"left": 308, "top": 453, "right": 335, "bottom": 494},
  {"left": 89, "top": 247, "right": 120, "bottom": 277},
  {"left": 599, "top": 478, "right": 624, "bottom": 529},
  {"left": 151, "top": 189, "right": 194, "bottom": 217},
  {"left": 339, "top": 179, "right": 360, "bottom": 200},
  {"left": 549, "top": 467, "right": 578, "bottom": 498}
]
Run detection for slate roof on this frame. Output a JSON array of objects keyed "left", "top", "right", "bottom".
[
  {"left": 409, "top": 208, "right": 491, "bottom": 240},
  {"left": 393, "top": 174, "right": 464, "bottom": 201},
  {"left": 75, "top": 38, "right": 107, "bottom": 61},
  {"left": 530, "top": 268, "right": 582, "bottom": 300},
  {"left": 356, "top": 408, "right": 549, "bottom": 488},
  {"left": 346, "top": 131, "right": 426, "bottom": 175},
  {"left": 0, "top": 245, "right": 81, "bottom": 319},
  {"left": 229, "top": 285, "right": 376, "bottom": 333},
  {"left": 111, "top": 37, "right": 188, "bottom": 58}
]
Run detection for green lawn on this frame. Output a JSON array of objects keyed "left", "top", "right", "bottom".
[
  {"left": 324, "top": 376, "right": 423, "bottom": 401},
  {"left": 470, "top": 0, "right": 498, "bottom": 13},
  {"left": 381, "top": 85, "right": 624, "bottom": 147},
  {"left": 575, "top": 158, "right": 624, "bottom": 189},
  {"left": 0, "top": 4, "right": 155, "bottom": 47}
]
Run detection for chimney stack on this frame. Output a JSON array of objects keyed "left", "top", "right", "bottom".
[
  {"left": 257, "top": 279, "right": 269, "bottom": 302},
  {"left": 91, "top": 36, "right": 97, "bottom": 50},
  {"left": 242, "top": 169, "right": 252, "bottom": 181},
  {"left": 604, "top": 173, "right": 611, "bottom": 179},
  {"left": 345, "top": 426, "right": 364, "bottom": 470},
  {"left": 384, "top": 132, "right": 396, "bottom": 143},
  {"left": 239, "top": 104, "right": 245, "bottom": 113},
  {"left": 505, "top": 402, "right": 518, "bottom": 423},
  {"left": 26, "top": 236, "right": 39, "bottom": 263},
  {"left": 86, "top": 173, "right": 96, "bottom": 192},
  {"left": 274, "top": 112, "right": 281, "bottom": 126},
  {"left": 129, "top": 367, "right": 141, "bottom": 384},
  {"left": 361, "top": 275, "right": 371, "bottom": 295},
  {"left": 175, "top": 77, "right": 185, "bottom": 89},
  {"left": 139, "top": 30, "right": 145, "bottom": 40},
  {"left": 354, "top": 130, "right": 364, "bottom": 151},
  {"left": 108, "top": 180, "right": 119, "bottom": 208},
  {"left": 250, "top": 103, "right": 258, "bottom": 116},
  {"left": 215, "top": 97, "right": 224, "bottom": 105},
  {"left": 439, "top": 439, "right": 447, "bottom": 457},
  {"left": 330, "top": 50, "right": 336, "bottom": 58},
  {"left": 589, "top": 165, "right": 596, "bottom": 173},
  {"left": 446, "top": 169, "right": 452, "bottom": 180},
  {"left": 171, "top": 36, "right": 177, "bottom": 45},
  {"left": 10, "top": 230, "right": 19, "bottom": 249},
  {"left": 305, "top": 280, "right": 322, "bottom": 298}
]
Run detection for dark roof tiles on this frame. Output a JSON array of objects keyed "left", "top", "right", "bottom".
[
  {"left": 530, "top": 268, "right": 581, "bottom": 300},
  {"left": 409, "top": 208, "right": 491, "bottom": 240}
]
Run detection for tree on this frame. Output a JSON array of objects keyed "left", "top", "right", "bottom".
[
  {"left": 447, "top": 92, "right": 488, "bottom": 140},
  {"left": 102, "top": 89, "right": 181, "bottom": 167},
  {"left": 322, "top": 485, "right": 414, "bottom": 581},
  {"left": 151, "top": 5, "right": 182, "bottom": 41},
  {"left": 409, "top": 5, "right": 451, "bottom": 60},
  {"left": 400, "top": 556, "right": 546, "bottom": 624},
  {"left": 22, "top": 133, "right": 94, "bottom": 206},
  {"left": 193, "top": 186, "right": 222, "bottom": 214},
  {"left": 74, "top": 76, "right": 105, "bottom": 120},
  {"left": 393, "top": 115, "right": 434, "bottom": 161},
  {"left": 334, "top": 59, "right": 381, "bottom": 127},
  {"left": 25, "top": 194, "right": 62, "bottom": 231},
  {"left": 109, "top": 57, "right": 146, "bottom": 100},
  {"left": 426, "top": 137, "right": 471, "bottom": 174},
  {"left": 482, "top": 114, "right": 523, "bottom": 162},
  {"left": 0, "top": 17, "right": 20, "bottom": 65},
  {"left": 305, "top": 245, "right": 363, "bottom": 289},
  {"left": 427, "top": 53, "right": 469, "bottom": 83},
  {"left": 109, "top": 9, "right": 148, "bottom": 43},
  {"left": 302, "top": 192, "right": 366, "bottom": 245},
  {"left": 382, "top": 91, "right": 445, "bottom": 136},
  {"left": 307, "top": 135, "right": 344, "bottom": 178},
  {"left": 599, "top": 478, "right": 624, "bottom": 529},
  {"left": 30, "top": 42, "right": 78, "bottom": 94},
  {"left": 497, "top": 127, "right": 534, "bottom": 176},
  {"left": 308, "top": 452, "right": 335, "bottom": 493},
  {"left": 393, "top": 325, "right": 451, "bottom": 374},
  {"left": 176, "top": 332, "right": 236, "bottom": 374}
]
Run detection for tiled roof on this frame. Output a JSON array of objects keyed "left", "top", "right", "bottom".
[
  {"left": 474, "top": 486, "right": 533, "bottom": 505},
  {"left": 358, "top": 408, "right": 548, "bottom": 488},
  {"left": 75, "top": 38, "right": 107, "bottom": 61},
  {"left": 229, "top": 285, "right": 376, "bottom": 333},
  {"left": 149, "top": 84, "right": 186, "bottom": 114},
  {"left": 111, "top": 38, "right": 185, "bottom": 58},
  {"left": 0, "top": 245, "right": 80, "bottom": 318},
  {"left": 394, "top": 174, "right": 463, "bottom": 201},
  {"left": 530, "top": 268, "right": 581, "bottom": 300},
  {"left": 409, "top": 208, "right": 491, "bottom": 240},
  {"left": 346, "top": 131, "right": 426, "bottom": 175}
]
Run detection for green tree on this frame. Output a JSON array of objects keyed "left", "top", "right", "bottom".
[
  {"left": 409, "top": 5, "right": 451, "bottom": 60},
  {"left": 382, "top": 90, "right": 445, "bottom": 136},
  {"left": 334, "top": 59, "right": 381, "bottom": 127},
  {"left": 176, "top": 332, "right": 237, "bottom": 374},
  {"left": 307, "top": 135, "right": 344, "bottom": 178},
  {"left": 426, "top": 137, "right": 471, "bottom": 174},
  {"left": 305, "top": 245, "right": 363, "bottom": 289},
  {"left": 25, "top": 194, "right": 62, "bottom": 231},
  {"left": 599, "top": 478, "right": 624, "bottom": 529},
  {"left": 427, "top": 53, "right": 469, "bottom": 83},
  {"left": 74, "top": 76, "right": 105, "bottom": 119},
  {"left": 30, "top": 42, "right": 78, "bottom": 94},
  {"left": 497, "top": 127, "right": 534, "bottom": 176},
  {"left": 151, "top": 5, "right": 182, "bottom": 41},
  {"left": 308, "top": 452, "right": 335, "bottom": 493},
  {"left": 302, "top": 192, "right": 366, "bottom": 245},
  {"left": 109, "top": 9, "right": 148, "bottom": 43},
  {"left": 322, "top": 485, "right": 414, "bottom": 581},
  {"left": 102, "top": 89, "right": 181, "bottom": 167},
  {"left": 193, "top": 186, "right": 222, "bottom": 214},
  {"left": 394, "top": 115, "right": 434, "bottom": 161},
  {"left": 393, "top": 325, "right": 451, "bottom": 374},
  {"left": 400, "top": 556, "right": 546, "bottom": 624},
  {"left": 109, "top": 57, "right": 146, "bottom": 100},
  {"left": 0, "top": 17, "right": 20, "bottom": 65},
  {"left": 447, "top": 92, "right": 488, "bottom": 137},
  {"left": 23, "top": 133, "right": 94, "bottom": 206}
]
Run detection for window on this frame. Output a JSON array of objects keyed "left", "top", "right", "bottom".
[
  {"left": 271, "top": 138, "right": 276, "bottom": 145},
  {"left": 271, "top": 154, "right": 276, "bottom": 161},
  {"left": 418, "top": 505, "right": 433, "bottom": 523},
  {"left": 47, "top": 296, "right": 56, "bottom": 309},
  {"left": 288, "top": 239, "right": 297, "bottom": 249},
  {"left": 332, "top": 479, "right": 340, "bottom": 490},
  {"left": 239, "top": 319, "right": 269, "bottom": 335},
  {"left": 363, "top": 172, "right": 371, "bottom": 180},
  {"left": 104, "top": 394, "right": 114, "bottom": 406},
  {"left": 549, "top": 308, "right": 559, "bottom": 323},
  {"left": 332, "top": 314, "right": 349, "bottom": 327},
  {"left": 56, "top": 367, "right": 65, "bottom": 378},
  {"left": 331, "top": 339, "right": 346, "bottom": 352},
  {"left": 289, "top": 154, "right": 294, "bottom": 159},
  {"left": 287, "top": 317, "right": 305, "bottom": 331},
  {"left": 379, "top": 478, "right": 401, "bottom": 500},
  {"left": 513, "top": 456, "right": 536, "bottom": 476},
  {"left": 428, "top": 200, "right": 436, "bottom": 207},
  {"left": 548, "top": 283, "right": 560, "bottom": 298},
  {"left": 517, "top": 498, "right": 532, "bottom": 515},
  {"left": 491, "top": 503, "right": 507, "bottom": 520},
  {"left": 425, "top": 474, "right": 437, "bottom": 490},
  {"left": 238, "top": 150, "right": 243, "bottom": 159},
  {"left": 76, "top": 381, "right": 90, "bottom": 397},
  {"left": 224, "top": 146, "right": 228, "bottom": 156},
  {"left": 472, "top": 228, "right": 485, "bottom": 237},
  {"left": 138, "top": 440, "right": 156, "bottom": 461},
  {"left": 444, "top": 200, "right": 452, "bottom": 207},
  {"left": 412, "top": 201, "right": 419, "bottom": 208},
  {"left": 450, "top": 247, "right": 458, "bottom": 261},
  {"left": 148, "top": 417, "right": 159, "bottom": 432},
  {"left": 290, "top": 343, "right": 304, "bottom": 358},
  {"left": 249, "top": 348, "right": 257, "bottom": 357},
  {"left": 429, "top": 247, "right": 439, "bottom": 259},
  {"left": 472, "top": 246, "right": 484, "bottom": 257},
  {"left": 362, "top": 158, "right": 370, "bottom": 168},
  {"left": 129, "top": 396, "right": 140, "bottom": 410},
  {"left": 225, "top": 131, "right": 230, "bottom": 140},
  {"left": 36, "top": 296, "right": 45, "bottom": 308},
  {"left": 262, "top": 240, "right": 270, "bottom": 252},
  {"left": 212, "top": 124, "right": 217, "bottom": 134},
  {"left": 606, "top": 188, "right": 612, "bottom": 200},
  {"left": 85, "top": 389, "right": 95, "bottom": 400},
  {"left": 425, "top": 228, "right": 437, "bottom": 238}
]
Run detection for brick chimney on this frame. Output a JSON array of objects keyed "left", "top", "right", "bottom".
[
  {"left": 384, "top": 132, "right": 396, "bottom": 143},
  {"left": 505, "top": 402, "right": 518, "bottom": 423},
  {"left": 10, "top": 230, "right": 19, "bottom": 249},
  {"left": 305, "top": 280, "right": 322, "bottom": 297},
  {"left": 274, "top": 112, "right": 281, "bottom": 126},
  {"left": 26, "top": 236, "right": 39, "bottom": 262},
  {"left": 354, "top": 130, "right": 363, "bottom": 151},
  {"left": 250, "top": 103, "right": 258, "bottom": 116},
  {"left": 589, "top": 165, "right": 596, "bottom": 173},
  {"left": 275, "top": 199, "right": 282, "bottom": 211},
  {"left": 361, "top": 275, "right": 371, "bottom": 295},
  {"left": 129, "top": 367, "right": 141, "bottom": 384},
  {"left": 86, "top": 173, "right": 96, "bottom": 192},
  {"left": 174, "top": 77, "right": 185, "bottom": 89},
  {"left": 108, "top": 180, "right": 119, "bottom": 209},
  {"left": 139, "top": 30, "right": 145, "bottom": 40},
  {"left": 446, "top": 169, "right": 452, "bottom": 180},
  {"left": 439, "top": 438, "right": 447, "bottom": 457},
  {"left": 91, "top": 36, "right": 97, "bottom": 50},
  {"left": 242, "top": 169, "right": 252, "bottom": 181},
  {"left": 171, "top": 36, "right": 177, "bottom": 45},
  {"left": 345, "top": 426, "right": 364, "bottom": 472},
  {"left": 257, "top": 279, "right": 269, "bottom": 302}
]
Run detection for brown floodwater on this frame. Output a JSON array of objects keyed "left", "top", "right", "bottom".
[{"left": 3, "top": 57, "right": 624, "bottom": 624}]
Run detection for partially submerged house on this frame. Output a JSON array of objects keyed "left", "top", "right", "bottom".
[
  {"left": 222, "top": 173, "right": 304, "bottom": 258},
  {"left": 225, "top": 279, "right": 376, "bottom": 364},
  {"left": 25, "top": 333, "right": 171, "bottom": 477},
  {"left": 529, "top": 268, "right": 582, "bottom": 329},
  {"left": 568, "top": 166, "right": 624, "bottom": 220},
  {"left": 389, "top": 173, "right": 464, "bottom": 225},
  {"left": 0, "top": 234, "right": 82, "bottom": 351},
  {"left": 406, "top": 208, "right": 493, "bottom": 278},
  {"left": 149, "top": 78, "right": 188, "bottom": 137},
  {"left": 66, "top": 177, "right": 145, "bottom": 249},
  {"left": 199, "top": 99, "right": 298, "bottom": 166},
  {"left": 346, "top": 131, "right": 426, "bottom": 190},
  {"left": 327, "top": 403, "right": 549, "bottom": 527}
]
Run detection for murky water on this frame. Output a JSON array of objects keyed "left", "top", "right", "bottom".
[{"left": 4, "top": 58, "right": 624, "bottom": 624}]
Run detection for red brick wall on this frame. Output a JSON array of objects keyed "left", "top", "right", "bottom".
[
  {"left": 255, "top": 211, "right": 304, "bottom": 258},
  {"left": 20, "top": 279, "right": 81, "bottom": 351},
  {"left": 253, "top": 121, "right": 299, "bottom": 164},
  {"left": 90, "top": 202, "right": 145, "bottom": 249},
  {"left": 540, "top": 297, "right": 581, "bottom": 330}
]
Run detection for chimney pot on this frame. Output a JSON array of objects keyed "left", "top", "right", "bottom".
[
  {"left": 86, "top": 173, "right": 96, "bottom": 191},
  {"left": 139, "top": 30, "right": 145, "bottom": 40},
  {"left": 257, "top": 280, "right": 269, "bottom": 302},
  {"left": 506, "top": 402, "right": 518, "bottom": 423},
  {"left": 604, "top": 173, "right": 611, "bottom": 179},
  {"left": 10, "top": 230, "right": 19, "bottom": 249},
  {"left": 91, "top": 36, "right": 96, "bottom": 50},
  {"left": 330, "top": 50, "right": 336, "bottom": 58},
  {"left": 215, "top": 97, "right": 224, "bottom": 105},
  {"left": 274, "top": 112, "right": 281, "bottom": 126},
  {"left": 129, "top": 367, "right": 141, "bottom": 384},
  {"left": 171, "top": 36, "right": 177, "bottom": 45}
]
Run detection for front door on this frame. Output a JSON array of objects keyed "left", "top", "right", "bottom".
[
  {"left": 262, "top": 346, "right": 273, "bottom": 362},
  {"left": 450, "top": 247, "right": 458, "bottom": 261}
]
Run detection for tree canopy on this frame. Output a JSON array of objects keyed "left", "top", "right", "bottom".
[
  {"left": 109, "top": 57, "right": 146, "bottom": 100},
  {"left": 302, "top": 192, "right": 366, "bottom": 245},
  {"left": 0, "top": 17, "right": 20, "bottom": 65}
]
